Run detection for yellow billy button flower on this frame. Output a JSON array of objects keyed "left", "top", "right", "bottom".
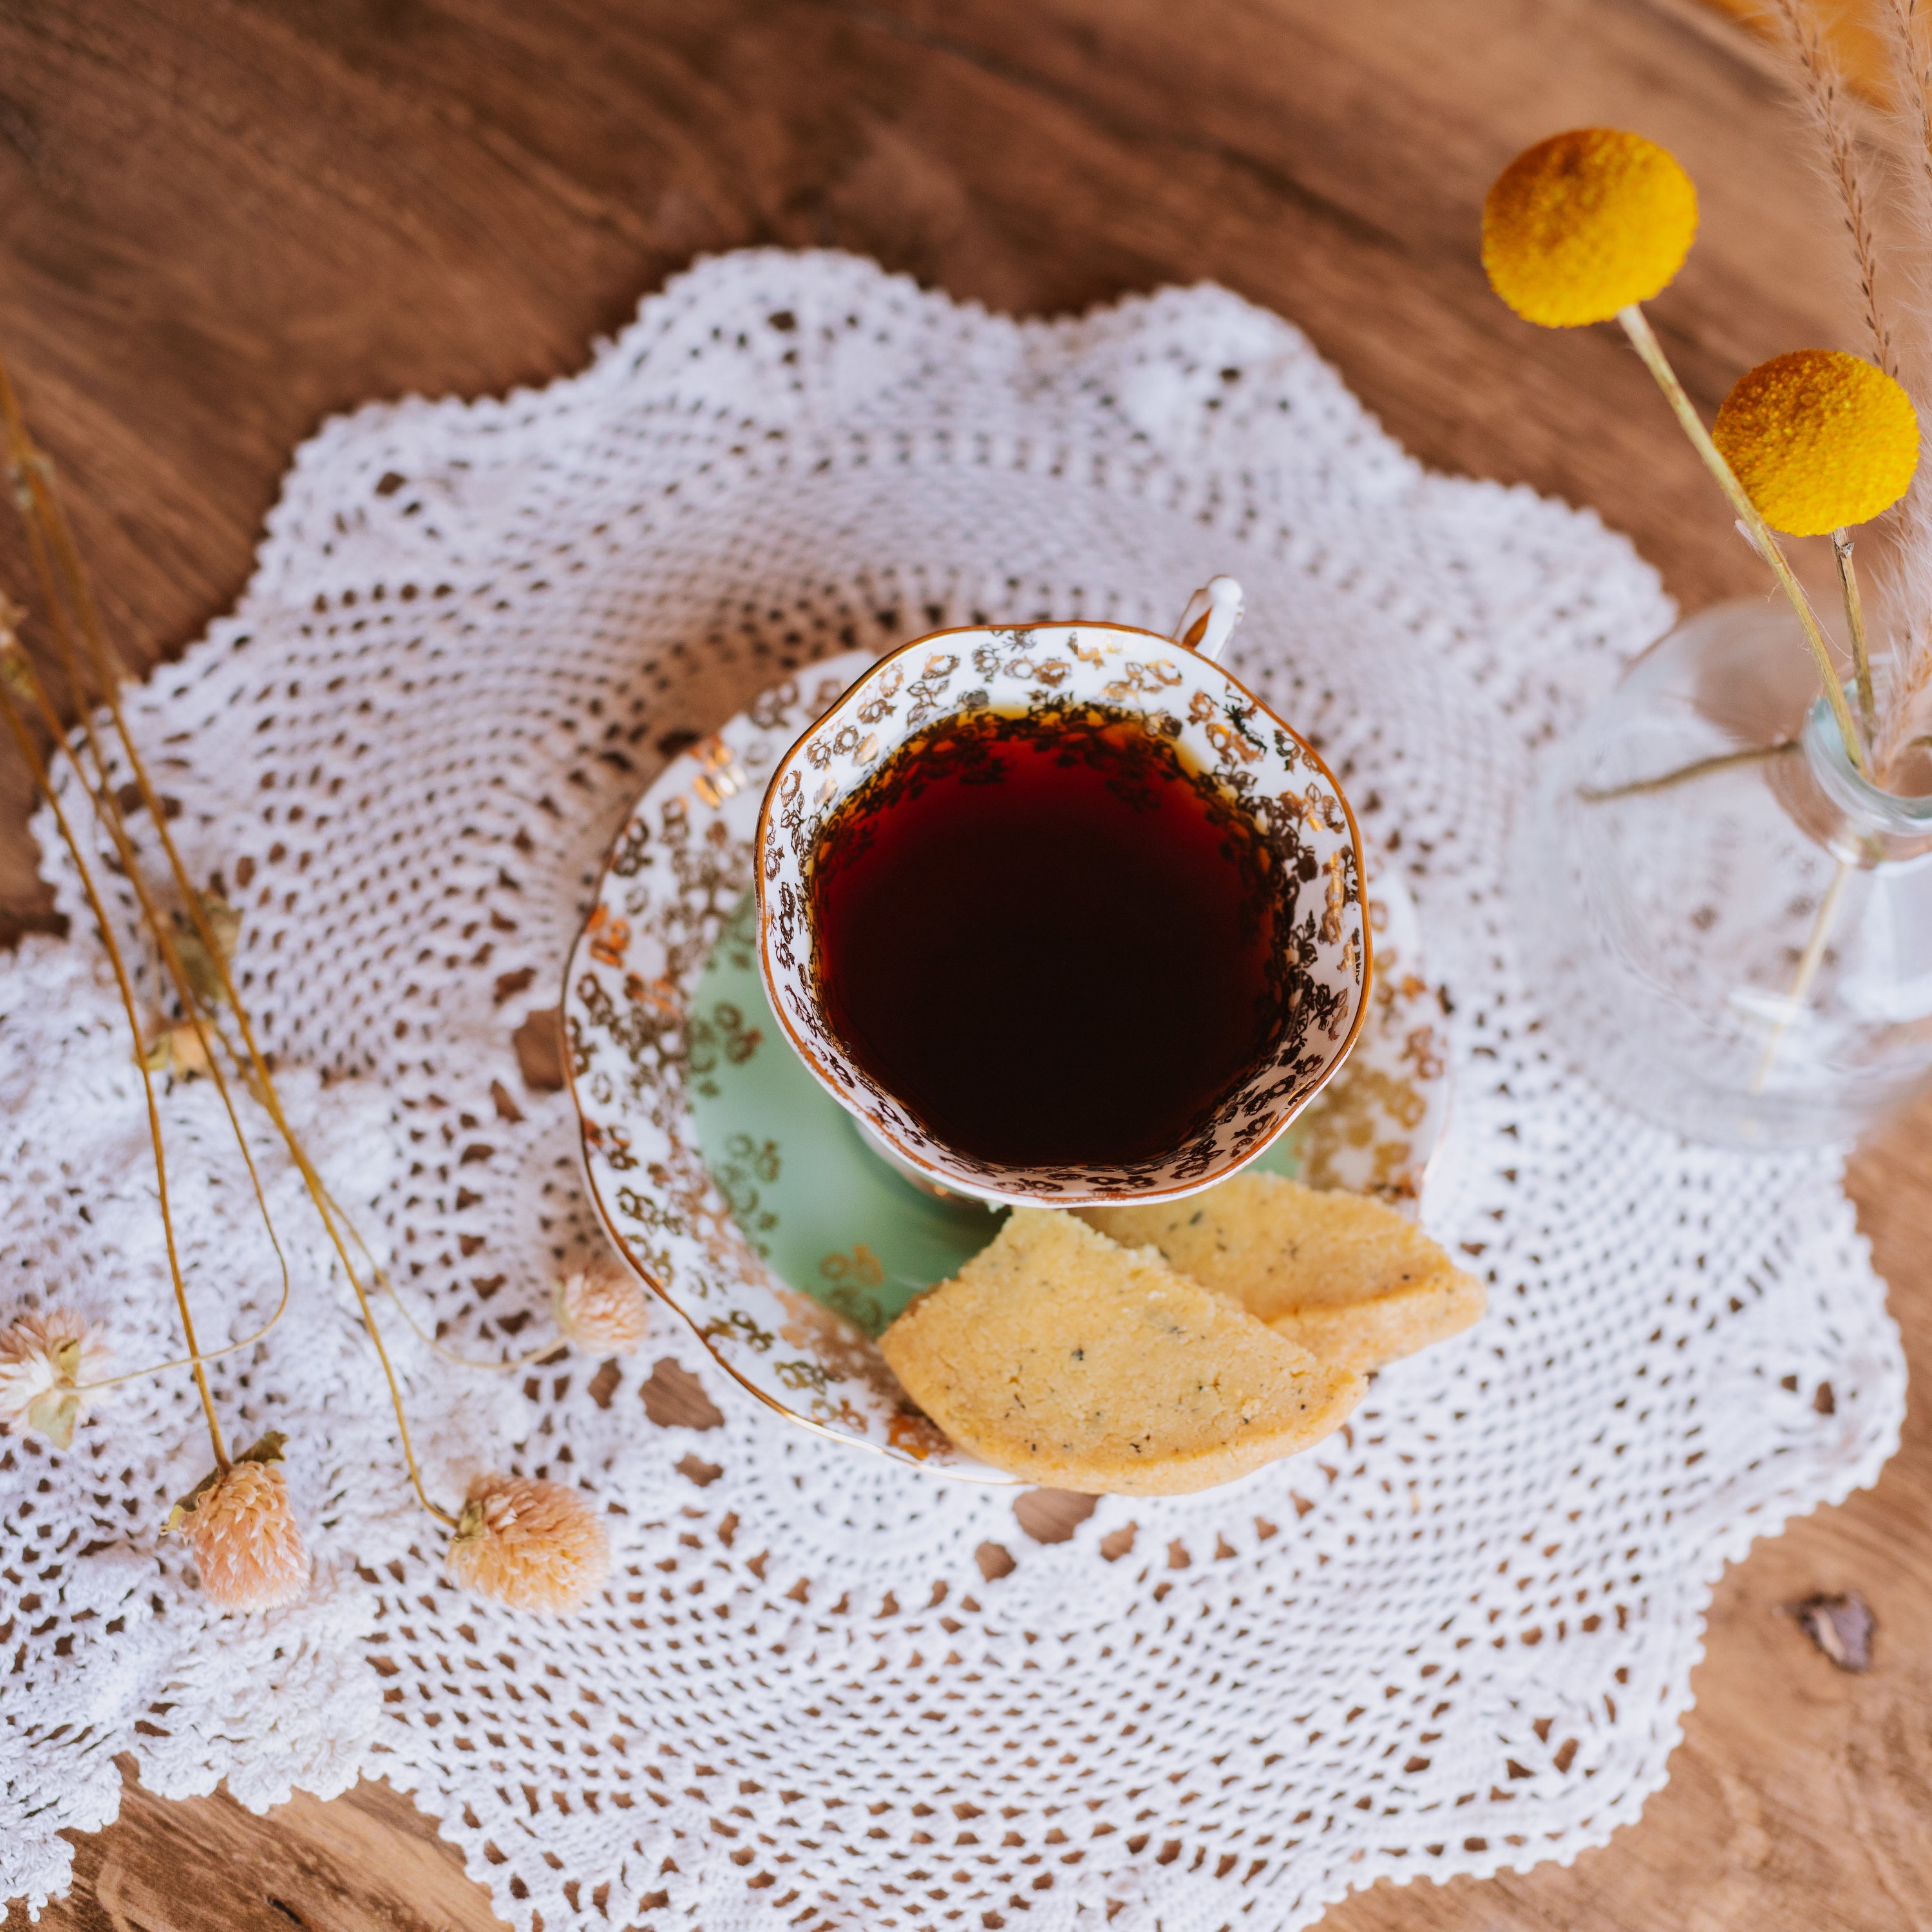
[
  {"left": 1483, "top": 129, "right": 1698, "bottom": 328},
  {"left": 1712, "top": 350, "right": 1920, "bottom": 537}
]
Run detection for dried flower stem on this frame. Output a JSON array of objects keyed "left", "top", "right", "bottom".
[
  {"left": 0, "top": 620, "right": 227, "bottom": 1470},
  {"left": 297, "top": 1198, "right": 459, "bottom": 1524},
  {"left": 1751, "top": 857, "right": 1855, "bottom": 1092},
  {"left": 1834, "top": 530, "right": 1879, "bottom": 733},
  {"left": 0, "top": 673, "right": 289, "bottom": 1401},
  {"left": 1868, "top": 0, "right": 1932, "bottom": 772},
  {"left": 1618, "top": 304, "right": 1870, "bottom": 770},
  {"left": 1577, "top": 738, "right": 1800, "bottom": 802},
  {"left": 0, "top": 542, "right": 296, "bottom": 1398},
  {"left": 378, "top": 1284, "right": 561, "bottom": 1373},
  {"left": 0, "top": 721, "right": 291, "bottom": 1394},
  {"left": 0, "top": 360, "right": 458, "bottom": 1529},
  {"left": 316, "top": 1180, "right": 558, "bottom": 1372}
]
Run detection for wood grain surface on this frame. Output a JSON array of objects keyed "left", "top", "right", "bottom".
[{"left": 3, "top": 1, "right": 1928, "bottom": 1927}]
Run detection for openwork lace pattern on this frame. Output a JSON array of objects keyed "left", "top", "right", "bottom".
[{"left": 0, "top": 252, "right": 1904, "bottom": 1931}]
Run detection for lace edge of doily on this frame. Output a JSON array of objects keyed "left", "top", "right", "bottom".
[{"left": 4, "top": 251, "right": 1908, "bottom": 1932}]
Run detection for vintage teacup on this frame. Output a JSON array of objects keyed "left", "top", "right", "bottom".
[{"left": 754, "top": 579, "right": 1371, "bottom": 1207}]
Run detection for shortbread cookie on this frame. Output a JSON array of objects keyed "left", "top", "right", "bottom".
[
  {"left": 1083, "top": 1173, "right": 1484, "bottom": 1375},
  {"left": 877, "top": 1207, "right": 1363, "bottom": 1495}
]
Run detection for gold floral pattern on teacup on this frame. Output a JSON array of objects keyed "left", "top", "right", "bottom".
[{"left": 755, "top": 622, "right": 1371, "bottom": 1208}]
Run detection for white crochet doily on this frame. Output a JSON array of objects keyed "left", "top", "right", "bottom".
[{"left": 0, "top": 251, "right": 1906, "bottom": 1932}]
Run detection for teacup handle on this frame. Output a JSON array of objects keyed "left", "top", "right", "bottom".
[{"left": 1171, "top": 575, "right": 1245, "bottom": 662}]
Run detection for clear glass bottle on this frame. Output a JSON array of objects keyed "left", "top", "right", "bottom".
[{"left": 1517, "top": 600, "right": 1932, "bottom": 1148}]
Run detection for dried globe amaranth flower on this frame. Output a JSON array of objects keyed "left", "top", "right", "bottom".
[
  {"left": 555, "top": 1250, "right": 650, "bottom": 1355},
  {"left": 167, "top": 1431, "right": 310, "bottom": 1613},
  {"left": 142, "top": 1016, "right": 213, "bottom": 1079},
  {"left": 1482, "top": 128, "right": 1698, "bottom": 328},
  {"left": 1714, "top": 349, "right": 1920, "bottom": 537},
  {"left": 446, "top": 1473, "right": 610, "bottom": 1613},
  {"left": 0, "top": 1309, "right": 112, "bottom": 1449}
]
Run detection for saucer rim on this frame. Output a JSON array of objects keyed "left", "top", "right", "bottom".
[{"left": 559, "top": 649, "right": 1024, "bottom": 1482}]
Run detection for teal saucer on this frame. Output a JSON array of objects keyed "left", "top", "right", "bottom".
[
  {"left": 687, "top": 890, "right": 1315, "bottom": 1337},
  {"left": 567, "top": 649, "right": 1448, "bottom": 1475},
  {"left": 686, "top": 893, "right": 1002, "bottom": 1335}
]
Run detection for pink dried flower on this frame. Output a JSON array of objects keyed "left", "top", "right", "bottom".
[
  {"left": 555, "top": 1250, "right": 650, "bottom": 1356},
  {"left": 0, "top": 1309, "right": 112, "bottom": 1449},
  {"left": 169, "top": 1432, "right": 310, "bottom": 1613},
  {"left": 446, "top": 1473, "right": 610, "bottom": 1613},
  {"left": 141, "top": 1017, "right": 212, "bottom": 1079}
]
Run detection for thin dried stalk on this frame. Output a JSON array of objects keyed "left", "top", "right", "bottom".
[
  {"left": 1884, "top": 0, "right": 1932, "bottom": 298},
  {"left": 1577, "top": 738, "right": 1799, "bottom": 801},
  {"left": 314, "top": 1182, "right": 559, "bottom": 1372},
  {"left": 0, "top": 363, "right": 458, "bottom": 1528},
  {"left": 0, "top": 614, "right": 229, "bottom": 1470},
  {"left": 1759, "top": 0, "right": 1917, "bottom": 761},
  {"left": 1763, "top": 0, "right": 1899, "bottom": 374},
  {"left": 1835, "top": 530, "right": 1880, "bottom": 730},
  {"left": 1751, "top": 857, "right": 1854, "bottom": 1091},
  {"left": 0, "top": 623, "right": 294, "bottom": 1394},
  {"left": 1868, "top": 0, "right": 1932, "bottom": 770}
]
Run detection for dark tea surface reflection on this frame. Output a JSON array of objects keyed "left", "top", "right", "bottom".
[{"left": 808, "top": 710, "right": 1285, "bottom": 1166}]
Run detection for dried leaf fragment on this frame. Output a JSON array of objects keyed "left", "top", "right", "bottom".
[
  {"left": 142, "top": 1017, "right": 212, "bottom": 1078},
  {"left": 1790, "top": 1592, "right": 1874, "bottom": 1672},
  {"left": 171, "top": 890, "right": 242, "bottom": 1010},
  {"left": 0, "top": 627, "right": 35, "bottom": 698}
]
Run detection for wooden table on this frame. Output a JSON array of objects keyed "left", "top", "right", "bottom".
[{"left": 3, "top": 3, "right": 1928, "bottom": 1926}]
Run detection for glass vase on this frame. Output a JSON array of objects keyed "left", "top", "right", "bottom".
[{"left": 1517, "top": 599, "right": 1932, "bottom": 1148}]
